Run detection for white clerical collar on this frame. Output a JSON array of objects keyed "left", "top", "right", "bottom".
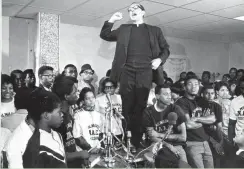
[{"left": 236, "top": 149, "right": 244, "bottom": 155}]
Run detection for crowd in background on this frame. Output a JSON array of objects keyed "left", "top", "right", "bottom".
[{"left": 1, "top": 64, "right": 244, "bottom": 168}]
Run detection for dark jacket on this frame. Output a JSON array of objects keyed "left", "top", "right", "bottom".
[{"left": 100, "top": 21, "right": 170, "bottom": 83}]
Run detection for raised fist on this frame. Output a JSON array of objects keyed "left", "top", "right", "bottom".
[{"left": 108, "top": 12, "right": 123, "bottom": 23}]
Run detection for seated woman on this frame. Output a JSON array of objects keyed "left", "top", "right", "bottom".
[
  {"left": 96, "top": 78, "right": 123, "bottom": 140},
  {"left": 73, "top": 87, "right": 103, "bottom": 153},
  {"left": 23, "top": 89, "right": 66, "bottom": 168}
]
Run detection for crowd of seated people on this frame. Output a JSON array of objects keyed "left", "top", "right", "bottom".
[{"left": 1, "top": 64, "right": 244, "bottom": 168}]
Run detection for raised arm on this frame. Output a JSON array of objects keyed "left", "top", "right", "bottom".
[{"left": 100, "top": 12, "right": 122, "bottom": 42}]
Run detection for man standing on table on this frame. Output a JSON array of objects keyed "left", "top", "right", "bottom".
[{"left": 100, "top": 3, "right": 170, "bottom": 149}]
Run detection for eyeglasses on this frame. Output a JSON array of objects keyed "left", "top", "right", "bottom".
[
  {"left": 83, "top": 71, "right": 94, "bottom": 75},
  {"left": 42, "top": 74, "right": 55, "bottom": 78},
  {"left": 105, "top": 86, "right": 115, "bottom": 90},
  {"left": 128, "top": 5, "right": 141, "bottom": 12}
]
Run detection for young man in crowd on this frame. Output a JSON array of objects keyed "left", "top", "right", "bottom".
[
  {"left": 201, "top": 71, "right": 212, "bottom": 87},
  {"left": 228, "top": 67, "right": 237, "bottom": 84},
  {"left": 73, "top": 87, "right": 103, "bottom": 152},
  {"left": 62, "top": 64, "right": 78, "bottom": 79},
  {"left": 22, "top": 89, "right": 66, "bottom": 168},
  {"left": 200, "top": 85, "right": 224, "bottom": 167},
  {"left": 78, "top": 64, "right": 95, "bottom": 94},
  {"left": 10, "top": 69, "right": 23, "bottom": 92},
  {"left": 143, "top": 84, "right": 187, "bottom": 162},
  {"left": 38, "top": 66, "right": 55, "bottom": 92},
  {"left": 100, "top": 2, "right": 170, "bottom": 149},
  {"left": 175, "top": 75, "right": 214, "bottom": 168},
  {"left": 52, "top": 75, "right": 90, "bottom": 168}
]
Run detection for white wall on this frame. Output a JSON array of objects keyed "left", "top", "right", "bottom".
[
  {"left": 2, "top": 16, "right": 9, "bottom": 74},
  {"left": 60, "top": 23, "right": 230, "bottom": 82},
  {"left": 229, "top": 42, "right": 244, "bottom": 69}
]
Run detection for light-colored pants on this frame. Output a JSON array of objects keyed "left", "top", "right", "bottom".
[
  {"left": 174, "top": 145, "right": 188, "bottom": 163},
  {"left": 186, "top": 141, "right": 214, "bottom": 168}
]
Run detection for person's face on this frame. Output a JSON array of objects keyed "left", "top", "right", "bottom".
[
  {"left": 217, "top": 86, "right": 230, "bottom": 99},
  {"left": 48, "top": 106, "right": 63, "bottom": 128},
  {"left": 222, "top": 75, "right": 230, "bottom": 83},
  {"left": 104, "top": 82, "right": 115, "bottom": 95},
  {"left": 203, "top": 89, "right": 215, "bottom": 101},
  {"left": 1, "top": 83, "right": 14, "bottom": 101},
  {"left": 13, "top": 73, "right": 22, "bottom": 88},
  {"left": 202, "top": 73, "right": 210, "bottom": 83},
  {"left": 40, "top": 70, "right": 54, "bottom": 88},
  {"left": 240, "top": 81, "right": 244, "bottom": 95},
  {"left": 64, "top": 67, "right": 78, "bottom": 79},
  {"left": 171, "top": 92, "right": 180, "bottom": 101},
  {"left": 83, "top": 91, "right": 95, "bottom": 108},
  {"left": 230, "top": 83, "right": 237, "bottom": 93},
  {"left": 156, "top": 88, "right": 172, "bottom": 105},
  {"left": 237, "top": 71, "right": 244, "bottom": 81},
  {"left": 81, "top": 69, "right": 94, "bottom": 81},
  {"left": 128, "top": 3, "right": 145, "bottom": 21},
  {"left": 180, "top": 72, "right": 186, "bottom": 80},
  {"left": 229, "top": 69, "right": 237, "bottom": 79},
  {"left": 185, "top": 79, "right": 200, "bottom": 96},
  {"left": 25, "top": 73, "right": 35, "bottom": 87},
  {"left": 65, "top": 84, "right": 78, "bottom": 105}
]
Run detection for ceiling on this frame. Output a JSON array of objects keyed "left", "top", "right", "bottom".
[{"left": 2, "top": 0, "right": 244, "bottom": 42}]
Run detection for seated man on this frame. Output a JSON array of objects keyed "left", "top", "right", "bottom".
[
  {"left": 142, "top": 84, "right": 187, "bottom": 162},
  {"left": 22, "top": 89, "right": 66, "bottom": 168},
  {"left": 73, "top": 87, "right": 103, "bottom": 152},
  {"left": 233, "top": 130, "right": 244, "bottom": 167}
]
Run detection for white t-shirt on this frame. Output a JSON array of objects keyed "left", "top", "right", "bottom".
[
  {"left": 229, "top": 95, "right": 244, "bottom": 137},
  {"left": 73, "top": 110, "right": 103, "bottom": 148},
  {"left": 96, "top": 94, "right": 123, "bottom": 135},
  {"left": 0, "top": 128, "right": 11, "bottom": 152},
  {"left": 4, "top": 120, "right": 34, "bottom": 168},
  {"left": 1, "top": 99, "right": 16, "bottom": 118}
]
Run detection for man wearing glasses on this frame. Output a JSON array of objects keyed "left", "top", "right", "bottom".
[
  {"left": 38, "top": 65, "right": 55, "bottom": 92},
  {"left": 78, "top": 64, "right": 95, "bottom": 94},
  {"left": 100, "top": 3, "right": 170, "bottom": 149}
]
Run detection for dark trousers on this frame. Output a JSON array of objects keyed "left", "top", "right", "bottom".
[{"left": 120, "top": 64, "right": 152, "bottom": 148}]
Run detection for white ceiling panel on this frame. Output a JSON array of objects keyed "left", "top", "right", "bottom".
[
  {"left": 184, "top": 0, "right": 244, "bottom": 13},
  {"left": 67, "top": 0, "right": 141, "bottom": 17},
  {"left": 29, "top": 0, "right": 88, "bottom": 11},
  {"left": 60, "top": 14, "right": 96, "bottom": 26},
  {"left": 16, "top": 6, "right": 63, "bottom": 18},
  {"left": 165, "top": 14, "right": 224, "bottom": 28},
  {"left": 210, "top": 4, "right": 244, "bottom": 19},
  {"left": 2, "top": 4, "right": 24, "bottom": 16},
  {"left": 149, "top": 0, "right": 203, "bottom": 7},
  {"left": 139, "top": 1, "right": 175, "bottom": 16},
  {"left": 145, "top": 8, "right": 201, "bottom": 25},
  {"left": 2, "top": 0, "right": 32, "bottom": 5}
]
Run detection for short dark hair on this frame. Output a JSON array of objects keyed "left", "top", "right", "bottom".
[
  {"left": 229, "top": 67, "right": 237, "bottom": 72},
  {"left": 184, "top": 75, "right": 199, "bottom": 86},
  {"left": 14, "top": 88, "right": 33, "bottom": 110},
  {"left": 237, "top": 69, "right": 244, "bottom": 74},
  {"left": 155, "top": 84, "right": 171, "bottom": 95},
  {"left": 202, "top": 71, "right": 211, "bottom": 78},
  {"left": 165, "top": 77, "right": 173, "bottom": 85},
  {"left": 79, "top": 87, "right": 94, "bottom": 102},
  {"left": 240, "top": 76, "right": 244, "bottom": 83},
  {"left": 155, "top": 145, "right": 180, "bottom": 168},
  {"left": 215, "top": 82, "right": 230, "bottom": 92},
  {"left": 171, "top": 83, "right": 184, "bottom": 95},
  {"left": 52, "top": 75, "right": 78, "bottom": 100},
  {"left": 1, "top": 74, "right": 13, "bottom": 86},
  {"left": 10, "top": 69, "right": 22, "bottom": 77},
  {"left": 101, "top": 78, "right": 117, "bottom": 93},
  {"left": 186, "top": 71, "right": 196, "bottom": 78},
  {"left": 27, "top": 88, "right": 61, "bottom": 121},
  {"left": 130, "top": 2, "right": 145, "bottom": 11},
  {"left": 38, "top": 66, "right": 54, "bottom": 76},
  {"left": 22, "top": 69, "right": 36, "bottom": 83},
  {"left": 201, "top": 84, "right": 214, "bottom": 93},
  {"left": 64, "top": 64, "right": 77, "bottom": 70},
  {"left": 106, "top": 69, "right": 111, "bottom": 77}
]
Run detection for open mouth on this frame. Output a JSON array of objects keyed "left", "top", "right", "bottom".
[{"left": 132, "top": 13, "right": 137, "bottom": 16}]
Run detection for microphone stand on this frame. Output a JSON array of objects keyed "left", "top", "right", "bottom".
[{"left": 90, "top": 94, "right": 132, "bottom": 168}]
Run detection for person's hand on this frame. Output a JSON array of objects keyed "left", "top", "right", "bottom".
[
  {"left": 147, "top": 129, "right": 160, "bottom": 138},
  {"left": 79, "top": 150, "right": 90, "bottom": 159},
  {"left": 213, "top": 143, "right": 224, "bottom": 156},
  {"left": 151, "top": 58, "right": 162, "bottom": 70},
  {"left": 89, "top": 147, "right": 100, "bottom": 154},
  {"left": 108, "top": 12, "right": 123, "bottom": 23}
]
